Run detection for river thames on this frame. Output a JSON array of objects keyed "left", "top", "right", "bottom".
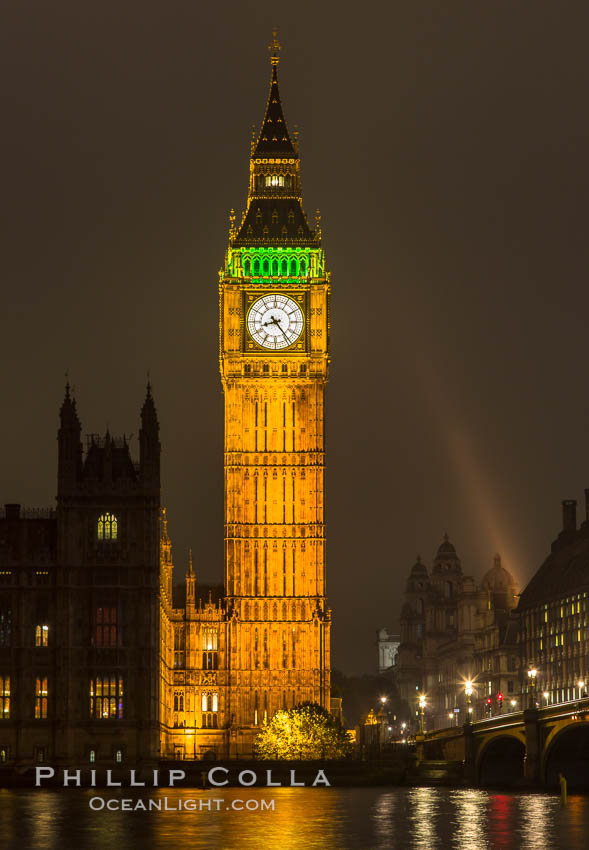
[{"left": 1, "top": 786, "right": 588, "bottom": 850}]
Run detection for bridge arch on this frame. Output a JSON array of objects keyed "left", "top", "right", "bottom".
[
  {"left": 476, "top": 732, "right": 526, "bottom": 786},
  {"left": 543, "top": 719, "right": 589, "bottom": 788}
]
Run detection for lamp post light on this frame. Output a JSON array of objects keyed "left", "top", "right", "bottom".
[
  {"left": 510, "top": 699, "right": 517, "bottom": 709},
  {"left": 465, "top": 681, "right": 473, "bottom": 723},
  {"left": 578, "top": 680, "right": 585, "bottom": 698},
  {"left": 543, "top": 691, "right": 549, "bottom": 706},
  {"left": 418, "top": 695, "right": 426, "bottom": 734},
  {"left": 527, "top": 668, "right": 537, "bottom": 709}
]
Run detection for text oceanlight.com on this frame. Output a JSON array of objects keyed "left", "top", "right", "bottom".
[{"left": 89, "top": 797, "right": 276, "bottom": 812}]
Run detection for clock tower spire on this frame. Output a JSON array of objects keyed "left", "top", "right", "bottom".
[{"left": 219, "top": 37, "right": 331, "bottom": 752}]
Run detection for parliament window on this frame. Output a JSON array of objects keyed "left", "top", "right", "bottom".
[
  {"left": 174, "top": 629, "right": 185, "bottom": 669},
  {"left": 95, "top": 607, "right": 118, "bottom": 648},
  {"left": 0, "top": 609, "right": 11, "bottom": 647},
  {"left": 202, "top": 629, "right": 218, "bottom": 670},
  {"left": 0, "top": 676, "right": 10, "bottom": 719},
  {"left": 35, "top": 677, "right": 48, "bottom": 719},
  {"left": 173, "top": 691, "right": 184, "bottom": 712},
  {"left": 35, "top": 625, "right": 49, "bottom": 647},
  {"left": 201, "top": 693, "right": 219, "bottom": 729},
  {"left": 97, "top": 513, "right": 118, "bottom": 541},
  {"left": 201, "top": 692, "right": 218, "bottom": 728},
  {"left": 89, "top": 675, "right": 124, "bottom": 719}
]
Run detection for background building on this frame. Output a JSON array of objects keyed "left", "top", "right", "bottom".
[
  {"left": 517, "top": 497, "right": 589, "bottom": 706},
  {"left": 376, "top": 628, "right": 400, "bottom": 674},
  {"left": 396, "top": 536, "right": 520, "bottom": 730},
  {"left": 0, "top": 385, "right": 161, "bottom": 767}
]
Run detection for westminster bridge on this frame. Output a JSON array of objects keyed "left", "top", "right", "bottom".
[{"left": 416, "top": 697, "right": 589, "bottom": 787}]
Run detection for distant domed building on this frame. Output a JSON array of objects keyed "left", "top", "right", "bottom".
[{"left": 396, "top": 537, "right": 520, "bottom": 731}]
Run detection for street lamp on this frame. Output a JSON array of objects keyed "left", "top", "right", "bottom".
[
  {"left": 418, "top": 694, "right": 426, "bottom": 734},
  {"left": 543, "top": 691, "right": 549, "bottom": 706},
  {"left": 510, "top": 699, "right": 517, "bottom": 709},
  {"left": 527, "top": 668, "right": 537, "bottom": 708},
  {"left": 465, "top": 680, "right": 473, "bottom": 722},
  {"left": 578, "top": 680, "right": 585, "bottom": 698}
]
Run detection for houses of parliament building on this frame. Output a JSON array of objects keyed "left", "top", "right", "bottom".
[{"left": 0, "top": 38, "right": 331, "bottom": 765}]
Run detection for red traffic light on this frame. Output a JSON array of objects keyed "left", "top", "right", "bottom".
[
  {"left": 486, "top": 698, "right": 492, "bottom": 704},
  {"left": 497, "top": 693, "right": 503, "bottom": 701}
]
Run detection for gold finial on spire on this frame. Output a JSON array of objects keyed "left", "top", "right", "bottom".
[
  {"left": 161, "top": 506, "right": 169, "bottom": 539},
  {"left": 269, "top": 27, "right": 281, "bottom": 66},
  {"left": 188, "top": 548, "right": 194, "bottom": 575}
]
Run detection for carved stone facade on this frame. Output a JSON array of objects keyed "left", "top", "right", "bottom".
[
  {"left": 0, "top": 386, "right": 161, "bottom": 766},
  {"left": 159, "top": 42, "right": 331, "bottom": 759},
  {"left": 396, "top": 537, "right": 520, "bottom": 731}
]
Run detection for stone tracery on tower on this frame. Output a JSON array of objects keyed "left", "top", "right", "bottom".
[{"left": 159, "top": 37, "right": 331, "bottom": 758}]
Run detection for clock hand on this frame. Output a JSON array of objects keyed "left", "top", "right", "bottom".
[
  {"left": 272, "top": 316, "right": 287, "bottom": 339},
  {"left": 263, "top": 315, "right": 281, "bottom": 329}
]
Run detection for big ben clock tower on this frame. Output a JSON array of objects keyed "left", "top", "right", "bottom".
[{"left": 219, "top": 33, "right": 331, "bottom": 751}]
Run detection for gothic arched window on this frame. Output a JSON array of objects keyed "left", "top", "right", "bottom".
[
  {"left": 97, "top": 513, "right": 118, "bottom": 542},
  {"left": 35, "top": 624, "right": 49, "bottom": 647}
]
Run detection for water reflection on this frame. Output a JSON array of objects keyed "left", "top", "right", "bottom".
[
  {"left": 519, "top": 794, "right": 556, "bottom": 850},
  {"left": 0, "top": 787, "right": 588, "bottom": 850},
  {"left": 486, "top": 794, "right": 516, "bottom": 850},
  {"left": 450, "top": 789, "right": 489, "bottom": 850},
  {"left": 407, "top": 787, "right": 441, "bottom": 849},
  {"left": 372, "top": 791, "right": 396, "bottom": 850}
]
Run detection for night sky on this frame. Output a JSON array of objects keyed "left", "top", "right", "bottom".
[{"left": 2, "top": 1, "right": 589, "bottom": 674}]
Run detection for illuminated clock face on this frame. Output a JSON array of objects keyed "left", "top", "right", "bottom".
[{"left": 247, "top": 294, "right": 304, "bottom": 350}]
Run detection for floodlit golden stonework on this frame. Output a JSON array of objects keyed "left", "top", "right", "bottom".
[{"left": 160, "top": 38, "right": 331, "bottom": 758}]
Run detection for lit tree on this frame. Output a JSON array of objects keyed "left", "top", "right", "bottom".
[{"left": 254, "top": 702, "right": 353, "bottom": 760}]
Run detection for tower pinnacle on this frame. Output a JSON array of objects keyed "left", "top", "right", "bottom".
[
  {"left": 268, "top": 28, "right": 281, "bottom": 66},
  {"left": 253, "top": 38, "right": 296, "bottom": 159},
  {"left": 230, "top": 38, "right": 319, "bottom": 248}
]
